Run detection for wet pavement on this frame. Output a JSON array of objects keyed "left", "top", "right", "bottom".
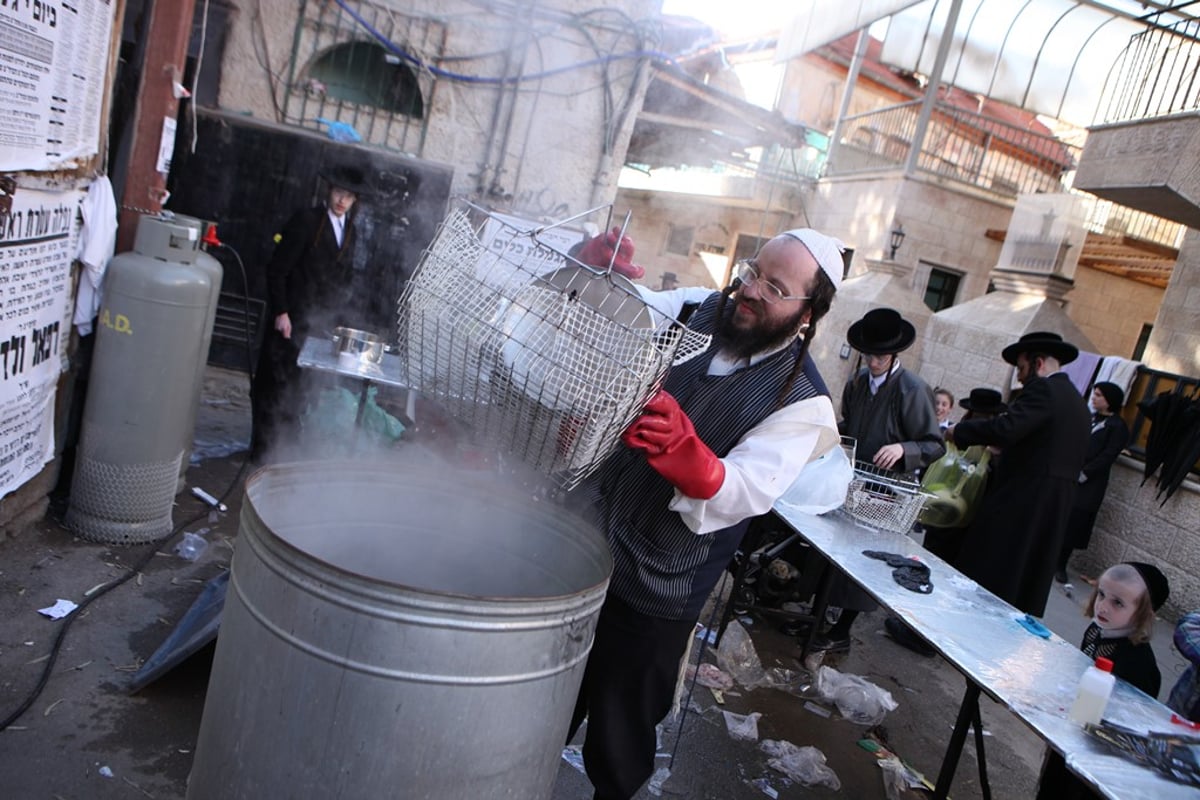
[{"left": 0, "top": 366, "right": 1188, "bottom": 799}]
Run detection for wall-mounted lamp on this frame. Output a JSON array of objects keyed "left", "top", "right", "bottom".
[{"left": 888, "top": 223, "right": 906, "bottom": 260}]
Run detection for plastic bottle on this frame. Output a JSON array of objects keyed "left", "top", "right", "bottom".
[{"left": 1068, "top": 657, "right": 1115, "bottom": 725}]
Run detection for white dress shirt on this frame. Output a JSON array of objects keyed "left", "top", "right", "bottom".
[
  {"left": 633, "top": 285, "right": 841, "bottom": 534},
  {"left": 328, "top": 209, "right": 346, "bottom": 248}
]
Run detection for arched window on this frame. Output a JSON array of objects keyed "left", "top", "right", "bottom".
[{"left": 306, "top": 41, "right": 424, "bottom": 118}]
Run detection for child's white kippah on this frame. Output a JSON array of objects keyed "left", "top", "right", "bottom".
[{"left": 781, "top": 229, "right": 846, "bottom": 291}]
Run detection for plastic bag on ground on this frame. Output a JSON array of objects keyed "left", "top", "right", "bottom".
[
  {"left": 687, "top": 662, "right": 735, "bottom": 690},
  {"left": 815, "top": 665, "right": 899, "bottom": 725},
  {"left": 760, "top": 739, "right": 841, "bottom": 790},
  {"left": 878, "top": 754, "right": 926, "bottom": 800},
  {"left": 716, "top": 620, "right": 767, "bottom": 689},
  {"left": 722, "top": 710, "right": 762, "bottom": 741}
]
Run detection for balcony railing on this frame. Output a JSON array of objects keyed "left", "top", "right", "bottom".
[
  {"left": 1124, "top": 366, "right": 1200, "bottom": 481},
  {"left": 829, "top": 100, "right": 1077, "bottom": 198},
  {"left": 827, "top": 99, "right": 1185, "bottom": 251},
  {"left": 1098, "top": 16, "right": 1200, "bottom": 125}
]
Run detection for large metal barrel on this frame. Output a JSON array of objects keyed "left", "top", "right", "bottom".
[{"left": 187, "top": 460, "right": 611, "bottom": 799}]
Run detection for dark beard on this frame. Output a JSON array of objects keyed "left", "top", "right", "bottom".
[{"left": 716, "top": 298, "right": 806, "bottom": 360}]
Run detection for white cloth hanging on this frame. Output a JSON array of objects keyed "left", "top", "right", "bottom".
[{"left": 74, "top": 176, "right": 118, "bottom": 336}]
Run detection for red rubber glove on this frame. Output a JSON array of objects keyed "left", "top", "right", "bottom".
[
  {"left": 575, "top": 227, "right": 645, "bottom": 280},
  {"left": 621, "top": 391, "right": 725, "bottom": 499}
]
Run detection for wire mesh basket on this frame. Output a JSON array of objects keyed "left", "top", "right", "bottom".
[
  {"left": 842, "top": 461, "right": 930, "bottom": 534},
  {"left": 397, "top": 202, "right": 711, "bottom": 489}
]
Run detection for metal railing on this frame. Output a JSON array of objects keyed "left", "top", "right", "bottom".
[
  {"left": 830, "top": 99, "right": 1078, "bottom": 198},
  {"left": 1124, "top": 366, "right": 1200, "bottom": 480},
  {"left": 1098, "top": 15, "right": 1200, "bottom": 124},
  {"left": 284, "top": 0, "right": 441, "bottom": 153},
  {"left": 1076, "top": 193, "right": 1185, "bottom": 250}
]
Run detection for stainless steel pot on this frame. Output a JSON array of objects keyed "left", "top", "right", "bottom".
[{"left": 331, "top": 326, "right": 384, "bottom": 364}]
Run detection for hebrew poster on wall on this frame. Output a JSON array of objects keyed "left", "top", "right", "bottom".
[
  {"left": 0, "top": 0, "right": 116, "bottom": 171},
  {"left": 0, "top": 185, "right": 81, "bottom": 498}
]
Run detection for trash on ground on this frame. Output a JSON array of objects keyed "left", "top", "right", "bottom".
[
  {"left": 174, "top": 531, "right": 209, "bottom": 562},
  {"left": 760, "top": 739, "right": 841, "bottom": 790},
  {"left": 803, "top": 700, "right": 833, "bottom": 718},
  {"left": 878, "top": 755, "right": 926, "bottom": 800},
  {"left": 723, "top": 710, "right": 763, "bottom": 741},
  {"left": 716, "top": 620, "right": 767, "bottom": 689},
  {"left": 688, "top": 661, "right": 735, "bottom": 690},
  {"left": 764, "top": 666, "right": 809, "bottom": 695},
  {"left": 815, "top": 665, "right": 899, "bottom": 725},
  {"left": 37, "top": 598, "right": 78, "bottom": 619},
  {"left": 190, "top": 486, "right": 227, "bottom": 512},
  {"left": 694, "top": 624, "right": 718, "bottom": 645},
  {"left": 749, "top": 776, "right": 779, "bottom": 798},
  {"left": 560, "top": 744, "right": 585, "bottom": 774},
  {"left": 710, "top": 688, "right": 725, "bottom": 705},
  {"left": 98, "top": 766, "right": 114, "bottom": 778},
  {"left": 645, "top": 766, "right": 671, "bottom": 796}
]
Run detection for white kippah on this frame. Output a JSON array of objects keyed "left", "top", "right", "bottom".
[{"left": 781, "top": 228, "right": 845, "bottom": 291}]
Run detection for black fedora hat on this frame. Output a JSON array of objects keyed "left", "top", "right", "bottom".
[
  {"left": 1000, "top": 331, "right": 1079, "bottom": 366},
  {"left": 846, "top": 308, "right": 916, "bottom": 355},
  {"left": 320, "top": 164, "right": 371, "bottom": 197},
  {"left": 959, "top": 388, "right": 1007, "bottom": 415}
]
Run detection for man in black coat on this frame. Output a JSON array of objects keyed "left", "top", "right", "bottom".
[
  {"left": 250, "top": 165, "right": 370, "bottom": 460},
  {"left": 948, "top": 331, "right": 1091, "bottom": 617}
]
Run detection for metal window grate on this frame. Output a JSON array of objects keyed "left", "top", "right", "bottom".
[{"left": 285, "top": 0, "right": 443, "bottom": 153}]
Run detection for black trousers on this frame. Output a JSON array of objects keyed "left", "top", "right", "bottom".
[
  {"left": 250, "top": 331, "right": 302, "bottom": 458},
  {"left": 568, "top": 595, "right": 696, "bottom": 800}
]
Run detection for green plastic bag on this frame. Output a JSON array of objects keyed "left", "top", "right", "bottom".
[
  {"left": 301, "top": 385, "right": 406, "bottom": 453},
  {"left": 918, "top": 442, "right": 990, "bottom": 528}
]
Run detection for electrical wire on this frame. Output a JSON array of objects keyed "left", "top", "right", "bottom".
[
  {"left": 0, "top": 459, "right": 248, "bottom": 732},
  {"left": 189, "top": 0, "right": 210, "bottom": 154},
  {"left": 0, "top": 240, "right": 258, "bottom": 733},
  {"left": 668, "top": 570, "right": 730, "bottom": 770},
  {"left": 331, "top": 0, "right": 679, "bottom": 85}
]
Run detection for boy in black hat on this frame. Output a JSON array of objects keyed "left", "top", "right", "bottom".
[
  {"left": 1054, "top": 381, "right": 1131, "bottom": 584},
  {"left": 810, "top": 308, "right": 944, "bottom": 653},
  {"left": 251, "top": 164, "right": 371, "bottom": 461},
  {"left": 947, "top": 331, "right": 1091, "bottom": 617}
]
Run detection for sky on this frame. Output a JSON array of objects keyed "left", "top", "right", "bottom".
[{"left": 659, "top": 0, "right": 799, "bottom": 39}]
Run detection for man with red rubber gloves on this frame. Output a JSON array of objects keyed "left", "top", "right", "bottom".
[
  {"left": 574, "top": 225, "right": 646, "bottom": 280},
  {"left": 566, "top": 227, "right": 845, "bottom": 800}
]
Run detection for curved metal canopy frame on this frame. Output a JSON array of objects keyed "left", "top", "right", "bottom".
[{"left": 880, "top": 0, "right": 1200, "bottom": 125}]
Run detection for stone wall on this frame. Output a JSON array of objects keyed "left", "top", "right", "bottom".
[
  {"left": 1144, "top": 230, "right": 1200, "bottom": 377},
  {"left": 1076, "top": 459, "right": 1200, "bottom": 621},
  {"left": 616, "top": 191, "right": 800, "bottom": 290},
  {"left": 216, "top": 0, "right": 659, "bottom": 217},
  {"left": 1068, "top": 264, "right": 1163, "bottom": 359}
]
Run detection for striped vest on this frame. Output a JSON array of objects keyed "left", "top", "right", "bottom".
[{"left": 587, "top": 293, "right": 829, "bottom": 619}]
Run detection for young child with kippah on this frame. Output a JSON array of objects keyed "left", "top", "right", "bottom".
[{"left": 1036, "top": 561, "right": 1169, "bottom": 798}]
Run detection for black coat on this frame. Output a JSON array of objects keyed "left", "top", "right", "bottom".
[
  {"left": 265, "top": 205, "right": 358, "bottom": 339},
  {"left": 952, "top": 372, "right": 1090, "bottom": 616},
  {"left": 251, "top": 205, "right": 359, "bottom": 457},
  {"left": 1076, "top": 413, "right": 1130, "bottom": 513}
]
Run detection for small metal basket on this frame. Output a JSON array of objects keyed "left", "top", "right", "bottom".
[
  {"left": 842, "top": 461, "right": 930, "bottom": 534},
  {"left": 396, "top": 202, "right": 711, "bottom": 489}
]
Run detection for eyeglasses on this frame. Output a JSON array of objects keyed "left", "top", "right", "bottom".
[{"left": 736, "top": 260, "right": 809, "bottom": 304}]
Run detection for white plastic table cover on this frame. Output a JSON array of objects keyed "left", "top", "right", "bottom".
[{"left": 770, "top": 502, "right": 1197, "bottom": 800}]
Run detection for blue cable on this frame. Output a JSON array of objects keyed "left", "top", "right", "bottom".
[{"left": 331, "top": 0, "right": 681, "bottom": 84}]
